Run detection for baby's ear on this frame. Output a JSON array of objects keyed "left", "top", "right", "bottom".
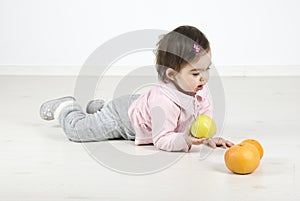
[{"left": 166, "top": 68, "right": 176, "bottom": 81}]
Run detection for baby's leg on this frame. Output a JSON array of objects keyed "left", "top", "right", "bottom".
[
  {"left": 58, "top": 103, "right": 127, "bottom": 142},
  {"left": 108, "top": 94, "right": 140, "bottom": 140},
  {"left": 86, "top": 99, "right": 105, "bottom": 114}
]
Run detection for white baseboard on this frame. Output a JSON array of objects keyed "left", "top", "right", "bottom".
[
  {"left": 216, "top": 65, "right": 300, "bottom": 76},
  {"left": 0, "top": 65, "right": 300, "bottom": 76},
  {"left": 0, "top": 65, "right": 82, "bottom": 76}
]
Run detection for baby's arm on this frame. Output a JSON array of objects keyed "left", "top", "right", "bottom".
[
  {"left": 195, "top": 87, "right": 234, "bottom": 148},
  {"left": 150, "top": 104, "right": 233, "bottom": 151},
  {"left": 150, "top": 106, "right": 191, "bottom": 152}
]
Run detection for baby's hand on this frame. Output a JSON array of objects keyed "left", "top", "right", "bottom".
[
  {"left": 190, "top": 136, "right": 207, "bottom": 145},
  {"left": 184, "top": 130, "right": 234, "bottom": 148},
  {"left": 184, "top": 130, "right": 207, "bottom": 146},
  {"left": 203, "top": 137, "right": 234, "bottom": 149}
]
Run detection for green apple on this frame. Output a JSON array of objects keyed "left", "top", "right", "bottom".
[{"left": 190, "top": 115, "right": 217, "bottom": 138}]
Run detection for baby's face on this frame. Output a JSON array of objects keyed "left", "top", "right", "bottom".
[{"left": 174, "top": 51, "right": 212, "bottom": 94}]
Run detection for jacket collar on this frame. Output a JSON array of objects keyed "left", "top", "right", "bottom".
[{"left": 158, "top": 81, "right": 206, "bottom": 108}]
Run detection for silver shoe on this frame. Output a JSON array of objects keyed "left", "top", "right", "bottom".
[
  {"left": 40, "top": 96, "right": 75, "bottom": 120},
  {"left": 86, "top": 99, "right": 105, "bottom": 114}
]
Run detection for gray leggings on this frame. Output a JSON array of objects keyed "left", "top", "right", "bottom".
[{"left": 59, "top": 95, "right": 139, "bottom": 142}]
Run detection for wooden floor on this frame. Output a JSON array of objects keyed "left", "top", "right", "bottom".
[{"left": 0, "top": 76, "right": 299, "bottom": 201}]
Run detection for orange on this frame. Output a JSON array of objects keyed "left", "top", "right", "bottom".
[
  {"left": 224, "top": 143, "right": 260, "bottom": 174},
  {"left": 242, "top": 139, "right": 264, "bottom": 159}
]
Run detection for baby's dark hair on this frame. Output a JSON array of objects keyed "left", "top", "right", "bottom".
[{"left": 156, "top": 25, "right": 210, "bottom": 82}]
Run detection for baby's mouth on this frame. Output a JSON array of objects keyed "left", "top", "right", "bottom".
[{"left": 197, "top": 85, "right": 203, "bottom": 90}]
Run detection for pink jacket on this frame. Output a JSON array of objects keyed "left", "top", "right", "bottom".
[{"left": 128, "top": 82, "right": 213, "bottom": 152}]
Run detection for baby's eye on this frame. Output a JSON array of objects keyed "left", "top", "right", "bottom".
[{"left": 192, "top": 73, "right": 200, "bottom": 76}]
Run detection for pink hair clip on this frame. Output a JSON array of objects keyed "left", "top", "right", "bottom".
[{"left": 193, "top": 44, "right": 201, "bottom": 53}]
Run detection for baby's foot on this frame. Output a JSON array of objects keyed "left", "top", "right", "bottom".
[
  {"left": 86, "top": 99, "right": 105, "bottom": 114},
  {"left": 40, "top": 96, "right": 75, "bottom": 120}
]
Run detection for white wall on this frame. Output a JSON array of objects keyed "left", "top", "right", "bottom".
[{"left": 0, "top": 0, "right": 300, "bottom": 68}]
